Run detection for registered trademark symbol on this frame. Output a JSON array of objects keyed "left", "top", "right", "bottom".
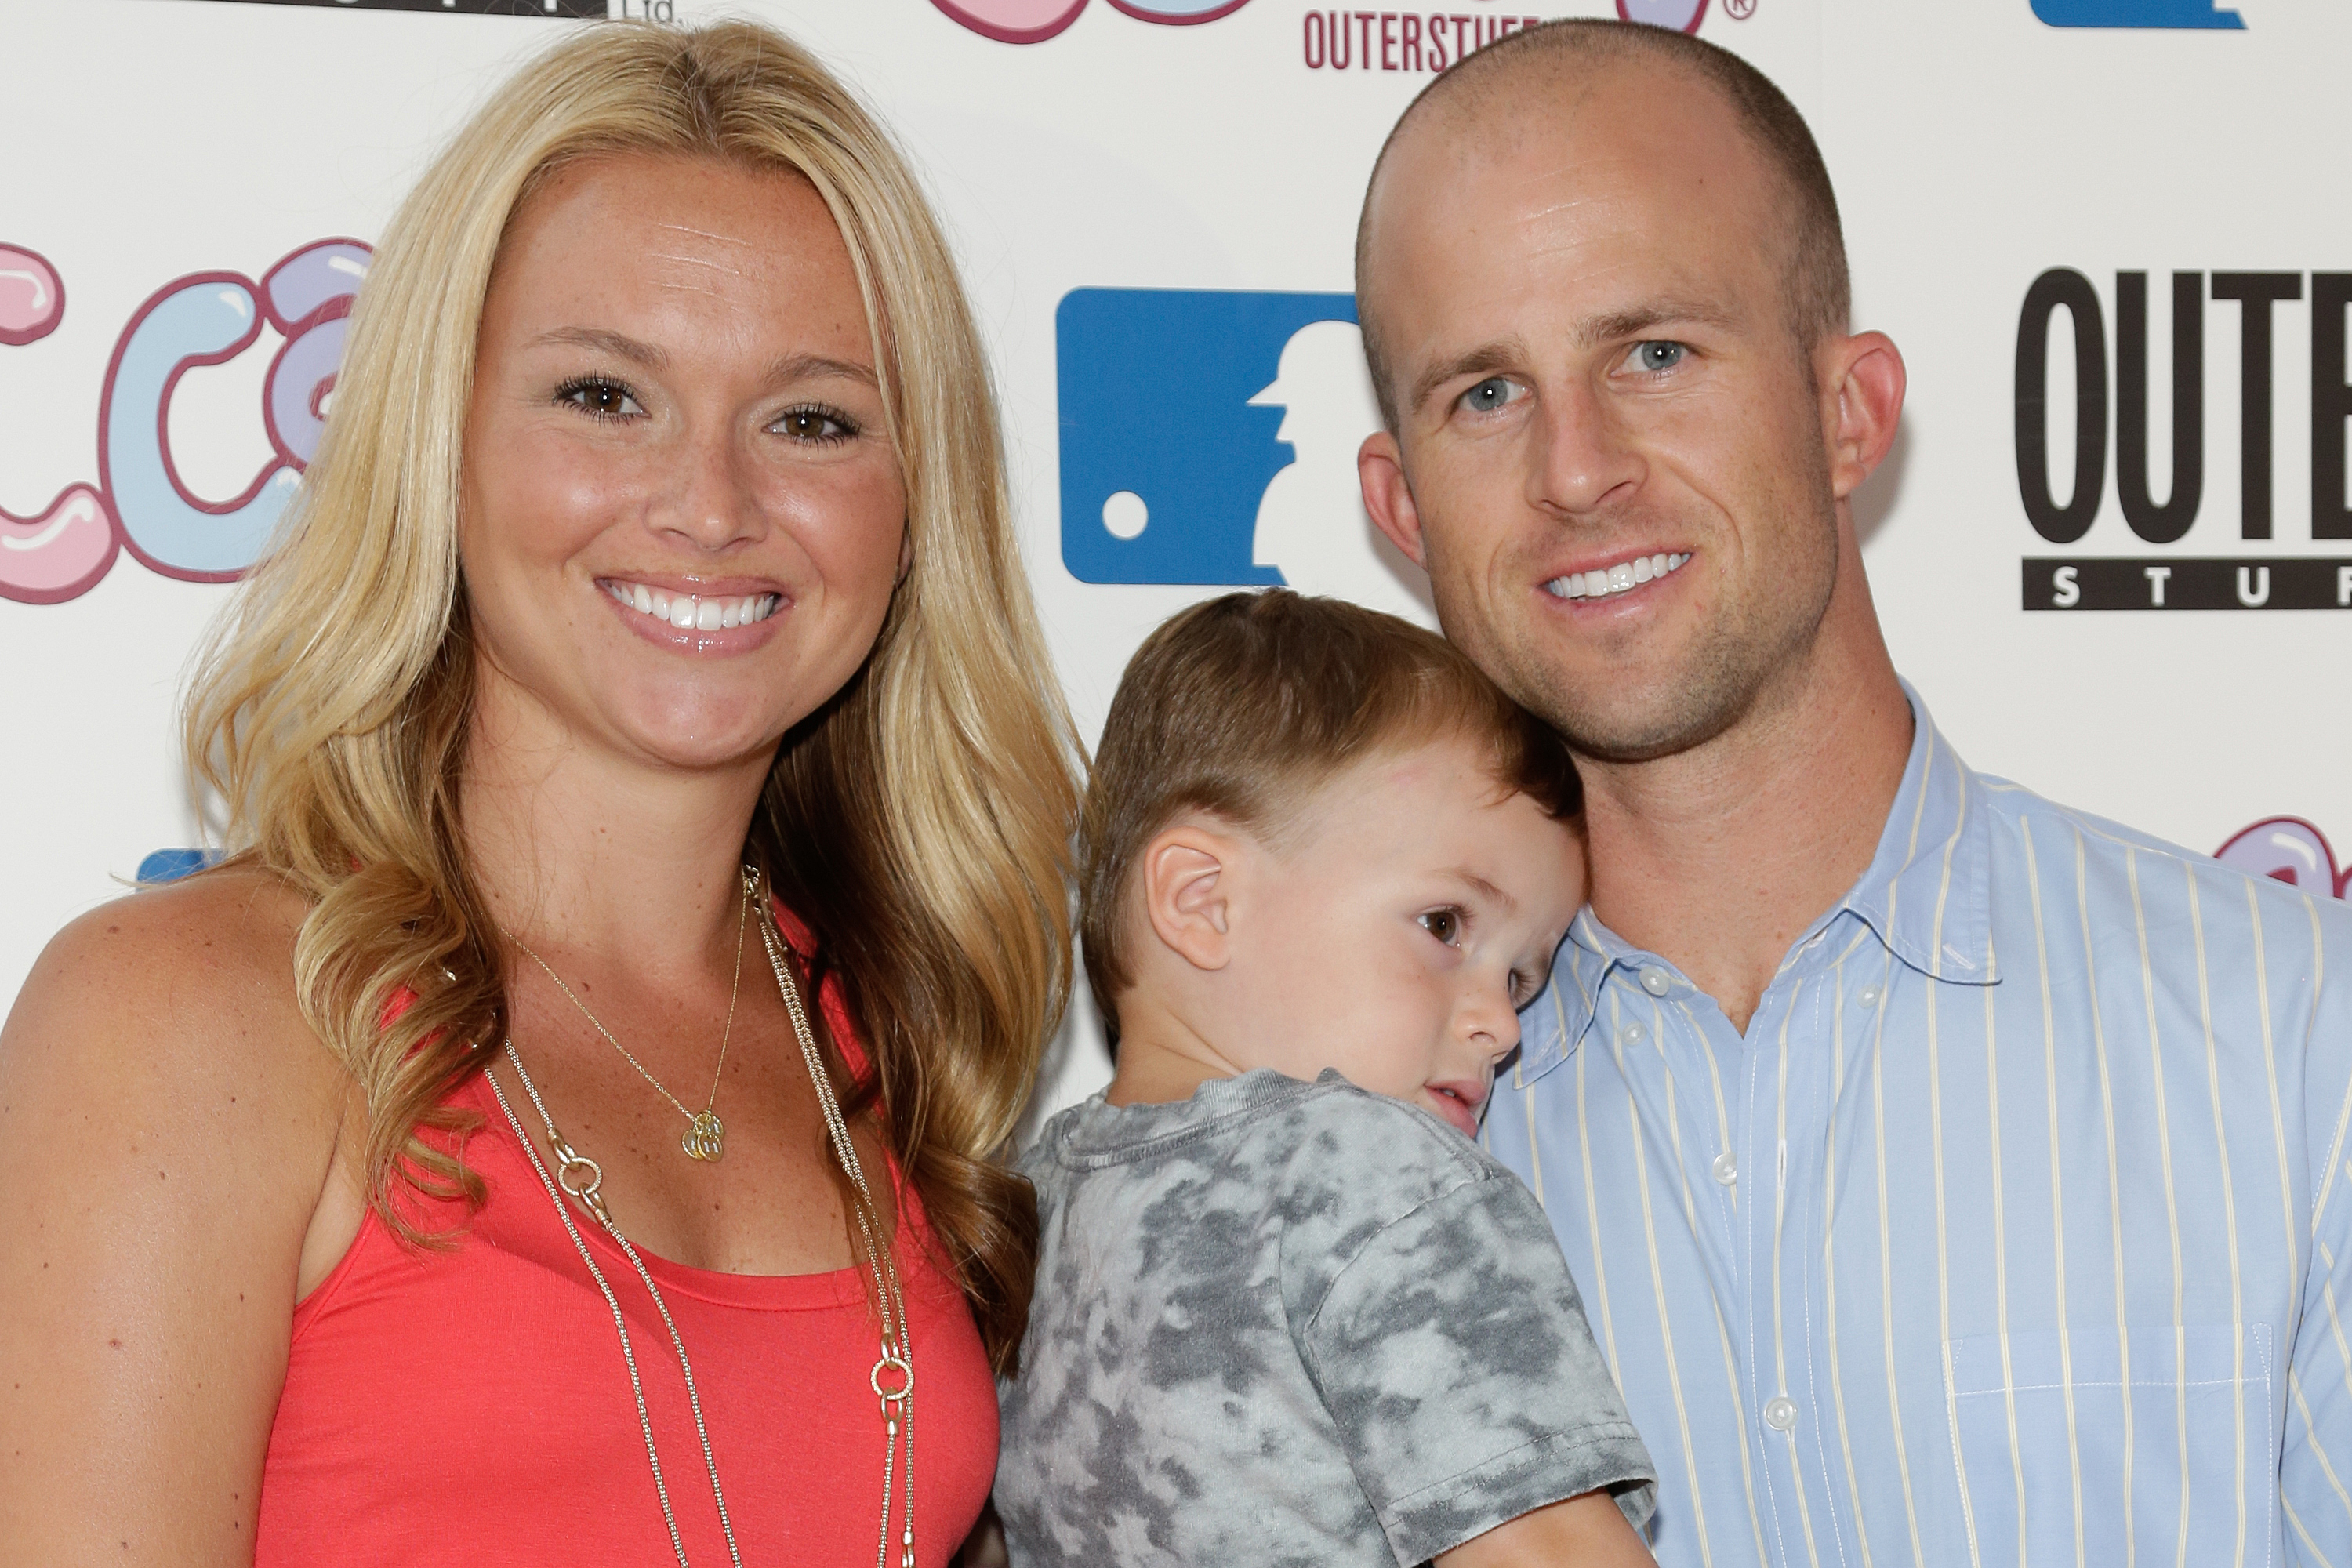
[{"left": 1724, "top": 0, "right": 1756, "bottom": 17}]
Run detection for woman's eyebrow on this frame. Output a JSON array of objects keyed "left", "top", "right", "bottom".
[
  {"left": 764, "top": 351, "right": 878, "bottom": 388},
  {"left": 528, "top": 325, "right": 667, "bottom": 369}
]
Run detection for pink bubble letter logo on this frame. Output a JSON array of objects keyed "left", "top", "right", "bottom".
[
  {"left": 1617, "top": 0, "right": 1708, "bottom": 30},
  {"left": 2215, "top": 817, "right": 2352, "bottom": 898},
  {"left": 0, "top": 245, "right": 112, "bottom": 604},
  {"left": 1, "top": 238, "right": 369, "bottom": 606},
  {"left": 931, "top": 0, "right": 1250, "bottom": 45}
]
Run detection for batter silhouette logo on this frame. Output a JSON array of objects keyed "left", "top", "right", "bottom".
[
  {"left": 1056, "top": 288, "right": 1432, "bottom": 624},
  {"left": 2031, "top": 0, "right": 2244, "bottom": 27}
]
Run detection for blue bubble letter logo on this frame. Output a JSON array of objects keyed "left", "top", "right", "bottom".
[
  {"left": 1058, "top": 288, "right": 1357, "bottom": 587},
  {"left": 2031, "top": 0, "right": 2243, "bottom": 29}
]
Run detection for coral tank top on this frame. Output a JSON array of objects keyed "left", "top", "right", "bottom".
[{"left": 254, "top": 915, "right": 997, "bottom": 1566}]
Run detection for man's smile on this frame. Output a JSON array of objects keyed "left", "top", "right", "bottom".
[{"left": 1542, "top": 550, "right": 1691, "bottom": 603}]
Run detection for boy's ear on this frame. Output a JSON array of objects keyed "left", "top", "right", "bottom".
[{"left": 1140, "top": 822, "right": 1240, "bottom": 973}]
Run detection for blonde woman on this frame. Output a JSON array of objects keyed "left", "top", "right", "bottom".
[{"left": 0, "top": 22, "right": 1076, "bottom": 1567}]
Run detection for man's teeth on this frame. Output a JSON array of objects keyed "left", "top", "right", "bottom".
[
  {"left": 602, "top": 580, "right": 782, "bottom": 631},
  {"left": 1546, "top": 552, "right": 1691, "bottom": 601}
]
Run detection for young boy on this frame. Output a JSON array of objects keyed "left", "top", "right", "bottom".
[{"left": 997, "top": 590, "right": 1657, "bottom": 1567}]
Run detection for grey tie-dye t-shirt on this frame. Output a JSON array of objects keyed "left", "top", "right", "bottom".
[{"left": 996, "top": 1069, "right": 1656, "bottom": 1568}]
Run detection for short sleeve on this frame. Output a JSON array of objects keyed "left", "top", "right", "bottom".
[{"left": 1299, "top": 1171, "right": 1657, "bottom": 1567}]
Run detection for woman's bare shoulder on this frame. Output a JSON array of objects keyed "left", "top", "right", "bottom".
[
  {"left": 0, "top": 869, "right": 360, "bottom": 1556},
  {"left": 4, "top": 864, "right": 343, "bottom": 1110}
]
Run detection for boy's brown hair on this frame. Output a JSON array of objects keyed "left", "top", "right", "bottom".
[{"left": 1080, "top": 589, "right": 1581, "bottom": 1044}]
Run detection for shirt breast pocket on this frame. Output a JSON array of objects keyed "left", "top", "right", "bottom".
[{"left": 1944, "top": 1323, "right": 2277, "bottom": 1568}]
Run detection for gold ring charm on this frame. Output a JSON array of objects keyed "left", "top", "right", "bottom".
[
  {"left": 549, "top": 1135, "right": 612, "bottom": 1228},
  {"left": 488, "top": 868, "right": 914, "bottom": 1568},
  {"left": 682, "top": 1110, "right": 726, "bottom": 1162}
]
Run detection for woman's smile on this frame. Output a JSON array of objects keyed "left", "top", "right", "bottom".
[{"left": 596, "top": 572, "right": 791, "bottom": 654}]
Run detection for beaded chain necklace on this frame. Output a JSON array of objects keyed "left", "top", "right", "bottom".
[{"left": 485, "top": 866, "right": 917, "bottom": 1568}]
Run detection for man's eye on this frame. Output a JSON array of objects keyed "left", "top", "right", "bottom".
[
  {"left": 1420, "top": 909, "right": 1462, "bottom": 946},
  {"left": 1628, "top": 341, "right": 1687, "bottom": 374},
  {"left": 1457, "top": 377, "right": 1516, "bottom": 414}
]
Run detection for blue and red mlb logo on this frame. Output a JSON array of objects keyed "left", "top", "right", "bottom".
[
  {"left": 2032, "top": 0, "right": 2243, "bottom": 27},
  {"left": 1055, "top": 288, "right": 1432, "bottom": 622}
]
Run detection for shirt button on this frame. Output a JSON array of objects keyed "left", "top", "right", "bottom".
[
  {"left": 1711, "top": 1151, "right": 1737, "bottom": 1186},
  {"left": 1621, "top": 1022, "right": 1646, "bottom": 1046},
  {"left": 1858, "top": 985, "right": 1882, "bottom": 1008},
  {"left": 1639, "top": 965, "right": 1672, "bottom": 996},
  {"left": 1764, "top": 1396, "right": 1798, "bottom": 1432}
]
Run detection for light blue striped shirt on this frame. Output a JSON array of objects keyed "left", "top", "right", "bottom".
[{"left": 1483, "top": 687, "right": 2352, "bottom": 1568}]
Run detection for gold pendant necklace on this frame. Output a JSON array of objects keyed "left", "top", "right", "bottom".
[
  {"left": 504, "top": 871, "right": 748, "bottom": 1163},
  {"left": 485, "top": 866, "right": 916, "bottom": 1568}
]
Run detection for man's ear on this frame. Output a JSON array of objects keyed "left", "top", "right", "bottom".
[
  {"left": 1359, "top": 429, "right": 1428, "bottom": 568},
  {"left": 1140, "top": 822, "right": 1242, "bottom": 973},
  {"left": 1820, "top": 331, "right": 1906, "bottom": 503}
]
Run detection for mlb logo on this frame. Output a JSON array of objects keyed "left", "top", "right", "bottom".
[
  {"left": 2030, "top": 0, "right": 2243, "bottom": 26},
  {"left": 1055, "top": 288, "right": 1432, "bottom": 624}
]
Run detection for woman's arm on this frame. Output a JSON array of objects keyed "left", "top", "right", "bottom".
[
  {"left": 0, "top": 872, "right": 354, "bottom": 1567},
  {"left": 1438, "top": 1490, "right": 1657, "bottom": 1567}
]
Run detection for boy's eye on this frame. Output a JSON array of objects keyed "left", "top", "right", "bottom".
[{"left": 1419, "top": 909, "right": 1462, "bottom": 946}]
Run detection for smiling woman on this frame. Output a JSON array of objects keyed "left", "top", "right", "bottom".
[{"left": 0, "top": 20, "right": 1077, "bottom": 1568}]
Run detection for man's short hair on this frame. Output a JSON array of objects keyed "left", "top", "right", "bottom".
[
  {"left": 1355, "top": 19, "right": 1851, "bottom": 431},
  {"left": 1079, "top": 589, "right": 1581, "bottom": 1044}
]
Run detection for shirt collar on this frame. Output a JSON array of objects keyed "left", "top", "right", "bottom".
[
  {"left": 1842, "top": 681, "right": 1998, "bottom": 989},
  {"left": 1519, "top": 681, "right": 1997, "bottom": 1080}
]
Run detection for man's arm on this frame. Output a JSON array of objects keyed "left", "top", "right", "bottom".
[
  {"left": 2285, "top": 1168, "right": 2352, "bottom": 1563},
  {"left": 2284, "top": 933, "right": 2352, "bottom": 1566},
  {"left": 1438, "top": 1490, "right": 1654, "bottom": 1567}
]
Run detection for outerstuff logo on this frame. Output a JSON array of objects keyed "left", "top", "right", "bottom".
[
  {"left": 1056, "top": 289, "right": 1430, "bottom": 622},
  {"left": 1302, "top": 13, "right": 1543, "bottom": 72},
  {"left": 2016, "top": 268, "right": 2352, "bottom": 612},
  {"left": 2031, "top": 0, "right": 2244, "bottom": 27}
]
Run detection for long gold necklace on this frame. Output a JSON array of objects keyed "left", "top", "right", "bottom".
[
  {"left": 482, "top": 866, "right": 916, "bottom": 1568},
  {"left": 504, "top": 873, "right": 748, "bottom": 1162}
]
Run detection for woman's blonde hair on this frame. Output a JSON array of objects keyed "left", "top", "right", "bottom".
[{"left": 182, "top": 20, "right": 1079, "bottom": 1370}]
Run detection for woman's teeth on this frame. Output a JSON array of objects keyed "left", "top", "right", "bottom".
[
  {"left": 1546, "top": 551, "right": 1691, "bottom": 601},
  {"left": 602, "top": 580, "right": 781, "bottom": 631}
]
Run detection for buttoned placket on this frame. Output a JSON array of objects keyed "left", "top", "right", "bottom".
[{"left": 1581, "top": 910, "right": 1900, "bottom": 1568}]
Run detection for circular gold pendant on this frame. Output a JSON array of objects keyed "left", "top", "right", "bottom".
[{"left": 682, "top": 1110, "right": 725, "bottom": 1162}]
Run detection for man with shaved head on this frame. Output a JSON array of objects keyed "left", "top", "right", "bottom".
[{"left": 1356, "top": 20, "right": 2352, "bottom": 1566}]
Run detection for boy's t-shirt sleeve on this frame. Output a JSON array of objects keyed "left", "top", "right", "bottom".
[{"left": 1297, "top": 1156, "right": 1659, "bottom": 1567}]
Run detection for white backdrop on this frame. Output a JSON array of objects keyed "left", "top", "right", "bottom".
[{"left": 5, "top": 0, "right": 2347, "bottom": 1124}]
